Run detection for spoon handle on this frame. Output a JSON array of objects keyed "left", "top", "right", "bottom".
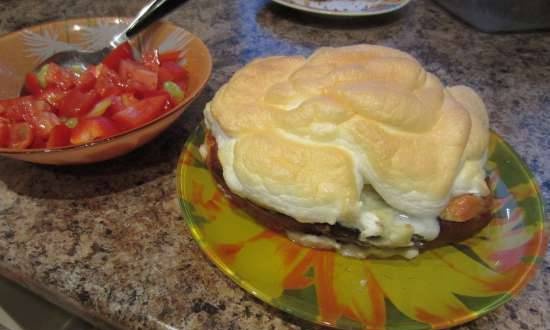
[{"left": 110, "top": 0, "right": 189, "bottom": 48}]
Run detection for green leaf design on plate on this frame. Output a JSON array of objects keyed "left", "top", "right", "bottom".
[
  {"left": 335, "top": 316, "right": 364, "bottom": 330},
  {"left": 274, "top": 285, "right": 319, "bottom": 319},
  {"left": 453, "top": 293, "right": 509, "bottom": 314},
  {"left": 180, "top": 198, "right": 209, "bottom": 227},
  {"left": 451, "top": 243, "right": 494, "bottom": 271},
  {"left": 385, "top": 298, "right": 429, "bottom": 330}
]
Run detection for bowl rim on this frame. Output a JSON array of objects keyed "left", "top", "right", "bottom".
[{"left": 0, "top": 16, "right": 212, "bottom": 155}]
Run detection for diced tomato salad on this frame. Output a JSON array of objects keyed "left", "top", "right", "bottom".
[{"left": 0, "top": 42, "right": 190, "bottom": 149}]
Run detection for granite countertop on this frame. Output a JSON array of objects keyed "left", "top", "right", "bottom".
[{"left": 0, "top": 0, "right": 549, "bottom": 329}]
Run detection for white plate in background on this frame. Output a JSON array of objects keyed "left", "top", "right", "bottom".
[{"left": 272, "top": 0, "right": 411, "bottom": 16}]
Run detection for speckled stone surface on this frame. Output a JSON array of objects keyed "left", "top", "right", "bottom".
[{"left": 0, "top": 0, "right": 549, "bottom": 329}]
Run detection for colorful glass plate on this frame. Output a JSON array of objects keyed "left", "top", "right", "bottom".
[{"left": 177, "top": 124, "right": 547, "bottom": 330}]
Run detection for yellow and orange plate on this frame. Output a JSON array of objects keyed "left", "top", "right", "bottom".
[{"left": 177, "top": 123, "right": 547, "bottom": 330}]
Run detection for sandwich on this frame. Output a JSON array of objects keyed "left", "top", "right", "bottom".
[{"left": 201, "top": 44, "right": 492, "bottom": 259}]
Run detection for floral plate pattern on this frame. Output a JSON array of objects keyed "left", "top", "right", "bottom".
[{"left": 177, "top": 124, "right": 547, "bottom": 330}]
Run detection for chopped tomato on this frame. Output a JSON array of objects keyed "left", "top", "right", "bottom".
[
  {"left": 0, "top": 97, "right": 33, "bottom": 121},
  {"left": 47, "top": 124, "right": 71, "bottom": 148},
  {"left": 70, "top": 117, "right": 118, "bottom": 145},
  {"left": 102, "top": 42, "right": 134, "bottom": 71},
  {"left": 141, "top": 49, "right": 160, "bottom": 72},
  {"left": 121, "top": 93, "right": 139, "bottom": 107},
  {"left": 108, "top": 96, "right": 125, "bottom": 116},
  {"left": 39, "top": 88, "right": 68, "bottom": 109},
  {"left": 24, "top": 73, "right": 43, "bottom": 96},
  {"left": 0, "top": 97, "right": 51, "bottom": 123},
  {"left": 32, "top": 111, "right": 61, "bottom": 139},
  {"left": 76, "top": 67, "right": 97, "bottom": 92},
  {"left": 45, "top": 63, "right": 77, "bottom": 90},
  {"left": 9, "top": 122, "right": 34, "bottom": 149},
  {"left": 119, "top": 59, "right": 158, "bottom": 91},
  {"left": 0, "top": 46, "right": 189, "bottom": 150},
  {"left": 111, "top": 95, "right": 168, "bottom": 130},
  {"left": 142, "top": 89, "right": 171, "bottom": 100},
  {"left": 0, "top": 119, "right": 10, "bottom": 147},
  {"left": 158, "top": 61, "right": 189, "bottom": 86},
  {"left": 159, "top": 51, "right": 181, "bottom": 64},
  {"left": 30, "top": 137, "right": 47, "bottom": 148},
  {"left": 59, "top": 89, "right": 98, "bottom": 117},
  {"left": 107, "top": 93, "right": 139, "bottom": 116},
  {"left": 95, "top": 65, "right": 123, "bottom": 97}
]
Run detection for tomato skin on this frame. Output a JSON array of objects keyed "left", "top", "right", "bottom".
[
  {"left": 9, "top": 122, "right": 34, "bottom": 149},
  {"left": 95, "top": 65, "right": 123, "bottom": 98},
  {"left": 59, "top": 89, "right": 99, "bottom": 117},
  {"left": 158, "top": 61, "right": 188, "bottom": 86},
  {"left": 111, "top": 95, "right": 168, "bottom": 130},
  {"left": 0, "top": 97, "right": 52, "bottom": 124},
  {"left": 46, "top": 124, "right": 71, "bottom": 148},
  {"left": 70, "top": 117, "right": 118, "bottom": 145},
  {"left": 76, "top": 67, "right": 97, "bottom": 92},
  {"left": 45, "top": 63, "right": 77, "bottom": 90},
  {"left": 159, "top": 51, "right": 182, "bottom": 64},
  {"left": 141, "top": 49, "right": 160, "bottom": 72},
  {"left": 24, "top": 73, "right": 43, "bottom": 96},
  {"left": 0, "top": 97, "right": 33, "bottom": 122},
  {"left": 0, "top": 120, "right": 10, "bottom": 147},
  {"left": 102, "top": 42, "right": 134, "bottom": 71},
  {"left": 39, "top": 88, "right": 68, "bottom": 109},
  {"left": 119, "top": 59, "right": 158, "bottom": 91},
  {"left": 30, "top": 137, "right": 47, "bottom": 148},
  {"left": 32, "top": 111, "right": 61, "bottom": 139}
]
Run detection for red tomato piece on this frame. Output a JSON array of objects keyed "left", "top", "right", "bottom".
[
  {"left": 95, "top": 65, "right": 123, "bottom": 98},
  {"left": 0, "top": 96, "right": 33, "bottom": 122},
  {"left": 9, "top": 122, "right": 34, "bottom": 149},
  {"left": 108, "top": 96, "right": 125, "bottom": 116},
  {"left": 30, "top": 137, "right": 47, "bottom": 149},
  {"left": 158, "top": 51, "right": 181, "bottom": 64},
  {"left": 76, "top": 67, "right": 97, "bottom": 92},
  {"left": 45, "top": 63, "right": 77, "bottom": 90},
  {"left": 111, "top": 95, "right": 168, "bottom": 130},
  {"left": 46, "top": 124, "right": 71, "bottom": 148},
  {"left": 141, "top": 89, "right": 173, "bottom": 109},
  {"left": 59, "top": 89, "right": 99, "bottom": 117},
  {"left": 119, "top": 59, "right": 158, "bottom": 91},
  {"left": 0, "top": 119, "right": 10, "bottom": 147},
  {"left": 32, "top": 111, "right": 61, "bottom": 139},
  {"left": 175, "top": 79, "right": 189, "bottom": 94},
  {"left": 70, "top": 117, "right": 118, "bottom": 145},
  {"left": 24, "top": 73, "right": 43, "bottom": 96},
  {"left": 141, "top": 49, "right": 160, "bottom": 72},
  {"left": 157, "top": 67, "right": 175, "bottom": 85},
  {"left": 39, "top": 88, "right": 68, "bottom": 109},
  {"left": 121, "top": 93, "right": 139, "bottom": 107},
  {"left": 106, "top": 93, "right": 140, "bottom": 117},
  {"left": 102, "top": 42, "right": 134, "bottom": 71},
  {"left": 158, "top": 61, "right": 188, "bottom": 85},
  {"left": 0, "top": 97, "right": 51, "bottom": 123},
  {"left": 141, "top": 89, "right": 171, "bottom": 99}
]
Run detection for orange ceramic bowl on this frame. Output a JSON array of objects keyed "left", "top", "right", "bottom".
[{"left": 0, "top": 17, "right": 212, "bottom": 164}]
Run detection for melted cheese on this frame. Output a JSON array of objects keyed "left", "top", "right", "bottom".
[{"left": 350, "top": 187, "right": 440, "bottom": 247}]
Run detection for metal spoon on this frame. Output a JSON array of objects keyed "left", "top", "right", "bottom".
[{"left": 33, "top": 0, "right": 188, "bottom": 70}]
